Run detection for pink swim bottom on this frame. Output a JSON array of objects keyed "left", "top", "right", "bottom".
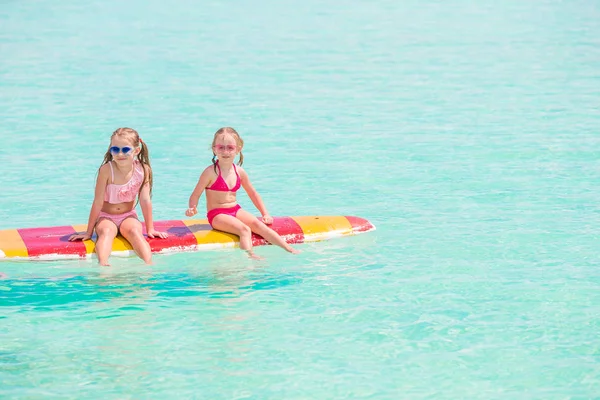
[
  {"left": 97, "top": 210, "right": 139, "bottom": 230},
  {"left": 207, "top": 204, "right": 241, "bottom": 227}
]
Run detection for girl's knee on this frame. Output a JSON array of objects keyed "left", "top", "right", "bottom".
[
  {"left": 123, "top": 230, "right": 145, "bottom": 243},
  {"left": 239, "top": 224, "right": 252, "bottom": 237},
  {"left": 247, "top": 218, "right": 264, "bottom": 232},
  {"left": 120, "top": 224, "right": 142, "bottom": 237},
  {"left": 96, "top": 227, "right": 115, "bottom": 237}
]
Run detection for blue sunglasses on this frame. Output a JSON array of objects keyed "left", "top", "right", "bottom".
[{"left": 109, "top": 146, "right": 133, "bottom": 155}]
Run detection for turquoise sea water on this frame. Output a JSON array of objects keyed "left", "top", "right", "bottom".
[{"left": 1, "top": 0, "right": 600, "bottom": 398}]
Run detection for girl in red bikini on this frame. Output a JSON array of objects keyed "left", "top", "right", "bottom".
[
  {"left": 185, "top": 127, "right": 300, "bottom": 259},
  {"left": 69, "top": 127, "right": 168, "bottom": 266}
]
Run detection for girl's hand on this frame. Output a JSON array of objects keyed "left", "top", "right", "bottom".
[
  {"left": 147, "top": 229, "right": 168, "bottom": 239},
  {"left": 186, "top": 207, "right": 197, "bottom": 217},
  {"left": 69, "top": 233, "right": 92, "bottom": 241},
  {"left": 261, "top": 214, "right": 273, "bottom": 225}
]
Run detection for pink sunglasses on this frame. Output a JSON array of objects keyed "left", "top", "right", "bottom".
[{"left": 214, "top": 144, "right": 237, "bottom": 152}]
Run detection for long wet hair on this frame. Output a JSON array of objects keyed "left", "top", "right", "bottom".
[
  {"left": 211, "top": 127, "right": 244, "bottom": 173},
  {"left": 100, "top": 127, "right": 153, "bottom": 199}
]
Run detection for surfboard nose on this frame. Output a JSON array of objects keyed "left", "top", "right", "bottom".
[{"left": 345, "top": 216, "right": 376, "bottom": 233}]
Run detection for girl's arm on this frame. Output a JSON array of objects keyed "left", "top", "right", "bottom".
[
  {"left": 69, "top": 165, "right": 109, "bottom": 240},
  {"left": 186, "top": 168, "right": 211, "bottom": 216},
  {"left": 139, "top": 165, "right": 168, "bottom": 239},
  {"left": 239, "top": 167, "right": 272, "bottom": 224}
]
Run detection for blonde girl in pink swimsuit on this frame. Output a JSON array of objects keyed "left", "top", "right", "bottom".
[
  {"left": 186, "top": 127, "right": 300, "bottom": 259},
  {"left": 69, "top": 128, "right": 168, "bottom": 265}
]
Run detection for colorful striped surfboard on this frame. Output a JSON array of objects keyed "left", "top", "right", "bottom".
[{"left": 0, "top": 216, "right": 375, "bottom": 261}]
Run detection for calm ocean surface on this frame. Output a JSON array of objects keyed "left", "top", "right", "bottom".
[{"left": 1, "top": 0, "right": 599, "bottom": 398}]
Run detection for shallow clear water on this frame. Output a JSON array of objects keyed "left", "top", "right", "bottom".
[{"left": 1, "top": 0, "right": 600, "bottom": 398}]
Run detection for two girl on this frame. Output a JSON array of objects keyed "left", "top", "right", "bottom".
[{"left": 71, "top": 126, "right": 298, "bottom": 265}]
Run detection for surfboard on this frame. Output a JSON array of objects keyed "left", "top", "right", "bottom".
[{"left": 0, "top": 216, "right": 375, "bottom": 261}]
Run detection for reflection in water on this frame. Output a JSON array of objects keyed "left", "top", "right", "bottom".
[
  {"left": 0, "top": 250, "right": 304, "bottom": 310},
  {"left": 0, "top": 250, "right": 310, "bottom": 392}
]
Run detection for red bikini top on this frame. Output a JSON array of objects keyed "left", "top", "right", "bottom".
[{"left": 206, "top": 161, "right": 241, "bottom": 192}]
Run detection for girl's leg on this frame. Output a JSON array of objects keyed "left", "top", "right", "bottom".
[
  {"left": 119, "top": 217, "right": 152, "bottom": 265},
  {"left": 211, "top": 214, "right": 262, "bottom": 259},
  {"left": 95, "top": 219, "right": 119, "bottom": 266},
  {"left": 235, "top": 209, "right": 300, "bottom": 254}
]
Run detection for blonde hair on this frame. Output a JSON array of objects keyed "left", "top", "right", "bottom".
[
  {"left": 100, "top": 127, "right": 153, "bottom": 198},
  {"left": 211, "top": 127, "right": 244, "bottom": 172}
]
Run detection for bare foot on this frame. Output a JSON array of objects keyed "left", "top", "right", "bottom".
[
  {"left": 142, "top": 256, "right": 153, "bottom": 265},
  {"left": 286, "top": 246, "right": 301, "bottom": 254},
  {"left": 247, "top": 251, "right": 264, "bottom": 260}
]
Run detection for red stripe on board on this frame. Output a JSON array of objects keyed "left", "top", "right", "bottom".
[
  {"left": 251, "top": 216, "right": 304, "bottom": 246},
  {"left": 143, "top": 220, "right": 197, "bottom": 252},
  {"left": 345, "top": 216, "right": 375, "bottom": 233},
  {"left": 18, "top": 225, "right": 87, "bottom": 258}
]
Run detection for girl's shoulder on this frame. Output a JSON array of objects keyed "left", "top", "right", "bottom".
[
  {"left": 201, "top": 164, "right": 218, "bottom": 175},
  {"left": 98, "top": 162, "right": 111, "bottom": 174},
  {"left": 96, "top": 162, "right": 112, "bottom": 184},
  {"left": 235, "top": 164, "right": 248, "bottom": 176}
]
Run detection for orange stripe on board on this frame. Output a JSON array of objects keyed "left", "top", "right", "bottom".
[
  {"left": 292, "top": 216, "right": 353, "bottom": 239},
  {"left": 182, "top": 219, "right": 238, "bottom": 247},
  {"left": 0, "top": 229, "right": 29, "bottom": 258}
]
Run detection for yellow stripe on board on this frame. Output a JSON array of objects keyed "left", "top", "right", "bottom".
[
  {"left": 291, "top": 216, "right": 353, "bottom": 238},
  {"left": 0, "top": 229, "right": 29, "bottom": 258},
  {"left": 182, "top": 219, "right": 239, "bottom": 247},
  {"left": 112, "top": 236, "right": 134, "bottom": 251}
]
